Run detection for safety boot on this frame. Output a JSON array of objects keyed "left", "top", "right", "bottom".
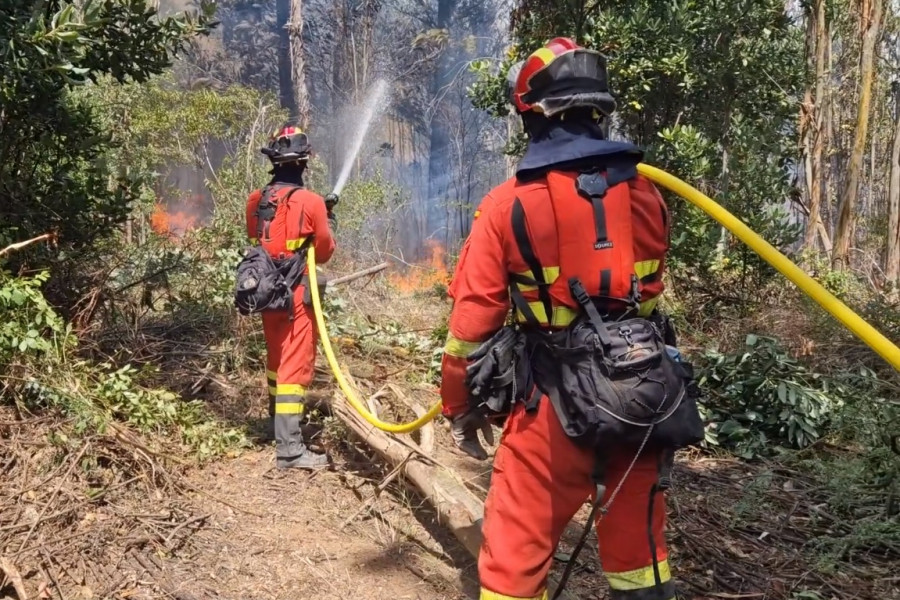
[{"left": 276, "top": 446, "right": 329, "bottom": 470}]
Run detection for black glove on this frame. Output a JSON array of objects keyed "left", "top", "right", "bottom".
[
  {"left": 325, "top": 194, "right": 338, "bottom": 230},
  {"left": 449, "top": 409, "right": 495, "bottom": 460}
]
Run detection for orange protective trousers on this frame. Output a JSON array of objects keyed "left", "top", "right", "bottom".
[
  {"left": 262, "top": 284, "right": 316, "bottom": 415},
  {"left": 479, "top": 397, "right": 674, "bottom": 600}
]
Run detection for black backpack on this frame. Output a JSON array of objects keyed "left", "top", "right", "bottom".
[{"left": 234, "top": 185, "right": 309, "bottom": 317}]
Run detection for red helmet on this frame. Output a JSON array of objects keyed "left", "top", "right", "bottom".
[
  {"left": 508, "top": 37, "right": 616, "bottom": 118},
  {"left": 261, "top": 124, "right": 311, "bottom": 165}
]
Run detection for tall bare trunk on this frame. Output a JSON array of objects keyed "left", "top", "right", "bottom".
[
  {"left": 804, "top": 0, "right": 830, "bottom": 252},
  {"left": 276, "top": 0, "right": 296, "bottom": 118},
  {"left": 886, "top": 87, "right": 900, "bottom": 286},
  {"left": 833, "top": 0, "right": 884, "bottom": 268},
  {"left": 426, "top": 0, "right": 459, "bottom": 240},
  {"left": 289, "top": 0, "right": 310, "bottom": 128}
]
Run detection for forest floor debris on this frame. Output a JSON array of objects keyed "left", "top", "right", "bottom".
[{"left": 1, "top": 269, "right": 897, "bottom": 600}]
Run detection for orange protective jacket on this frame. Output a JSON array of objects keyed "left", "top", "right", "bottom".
[
  {"left": 441, "top": 171, "right": 669, "bottom": 417},
  {"left": 245, "top": 183, "right": 335, "bottom": 264}
]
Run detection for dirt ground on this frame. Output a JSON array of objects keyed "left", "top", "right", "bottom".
[
  {"left": 2, "top": 276, "right": 897, "bottom": 600},
  {"left": 175, "top": 448, "right": 475, "bottom": 600}
]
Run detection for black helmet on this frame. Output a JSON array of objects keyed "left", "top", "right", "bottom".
[
  {"left": 509, "top": 37, "right": 616, "bottom": 118},
  {"left": 261, "top": 124, "right": 311, "bottom": 165}
]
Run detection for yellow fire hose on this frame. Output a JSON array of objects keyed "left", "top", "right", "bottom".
[
  {"left": 308, "top": 164, "right": 900, "bottom": 434},
  {"left": 306, "top": 250, "right": 444, "bottom": 433},
  {"left": 636, "top": 163, "right": 900, "bottom": 372}
]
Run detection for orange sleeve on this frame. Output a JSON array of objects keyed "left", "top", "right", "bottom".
[
  {"left": 448, "top": 193, "right": 497, "bottom": 300},
  {"left": 289, "top": 191, "right": 336, "bottom": 263},
  {"left": 440, "top": 202, "right": 511, "bottom": 417},
  {"left": 246, "top": 190, "right": 262, "bottom": 243}
]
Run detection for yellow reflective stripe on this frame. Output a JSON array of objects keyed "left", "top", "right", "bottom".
[
  {"left": 444, "top": 334, "right": 481, "bottom": 358},
  {"left": 638, "top": 296, "right": 659, "bottom": 317},
  {"left": 249, "top": 238, "right": 259, "bottom": 246},
  {"left": 515, "top": 266, "right": 560, "bottom": 291},
  {"left": 606, "top": 560, "right": 671, "bottom": 591},
  {"left": 480, "top": 589, "right": 547, "bottom": 600},
  {"left": 514, "top": 302, "right": 578, "bottom": 327},
  {"left": 285, "top": 237, "right": 308, "bottom": 251},
  {"left": 635, "top": 259, "right": 660, "bottom": 279},
  {"left": 274, "top": 402, "right": 305, "bottom": 415},
  {"left": 275, "top": 383, "right": 307, "bottom": 396},
  {"left": 530, "top": 47, "right": 556, "bottom": 66},
  {"left": 266, "top": 370, "right": 278, "bottom": 381},
  {"left": 268, "top": 385, "right": 277, "bottom": 396}
]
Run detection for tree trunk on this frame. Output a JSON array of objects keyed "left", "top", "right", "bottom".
[
  {"left": 886, "top": 94, "right": 900, "bottom": 286},
  {"left": 804, "top": 0, "right": 830, "bottom": 253},
  {"left": 426, "top": 0, "right": 458, "bottom": 242},
  {"left": 833, "top": 0, "right": 884, "bottom": 268},
  {"left": 289, "top": 0, "right": 311, "bottom": 128},
  {"left": 276, "top": 0, "right": 296, "bottom": 118}
]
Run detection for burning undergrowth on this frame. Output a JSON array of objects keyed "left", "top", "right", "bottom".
[
  {"left": 151, "top": 193, "right": 210, "bottom": 239},
  {"left": 388, "top": 240, "right": 451, "bottom": 295}
]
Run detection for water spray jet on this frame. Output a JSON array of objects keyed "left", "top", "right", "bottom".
[{"left": 330, "top": 79, "right": 390, "bottom": 197}]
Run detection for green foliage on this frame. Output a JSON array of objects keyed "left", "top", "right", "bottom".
[
  {"left": 0, "top": 270, "right": 68, "bottom": 360},
  {"left": 471, "top": 0, "right": 804, "bottom": 298},
  {"left": 0, "top": 0, "right": 215, "bottom": 256},
  {"left": 699, "top": 335, "right": 846, "bottom": 456},
  {"left": 20, "top": 362, "right": 247, "bottom": 459},
  {"left": 1, "top": 262, "right": 246, "bottom": 461},
  {"left": 328, "top": 174, "right": 407, "bottom": 259}
]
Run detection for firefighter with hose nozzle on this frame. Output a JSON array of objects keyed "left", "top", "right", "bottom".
[{"left": 234, "top": 124, "right": 338, "bottom": 470}]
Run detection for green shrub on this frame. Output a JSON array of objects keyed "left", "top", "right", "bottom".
[
  {"left": 698, "top": 335, "right": 844, "bottom": 456},
  {"left": 0, "top": 270, "right": 69, "bottom": 361}
]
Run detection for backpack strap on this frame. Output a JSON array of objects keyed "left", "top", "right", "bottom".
[
  {"left": 510, "top": 197, "right": 552, "bottom": 327},
  {"left": 255, "top": 184, "right": 305, "bottom": 243}
]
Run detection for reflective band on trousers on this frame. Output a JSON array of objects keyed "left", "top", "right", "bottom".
[
  {"left": 444, "top": 334, "right": 481, "bottom": 358},
  {"left": 610, "top": 591, "right": 675, "bottom": 600},
  {"left": 285, "top": 237, "right": 308, "bottom": 251},
  {"left": 274, "top": 401, "right": 305, "bottom": 415},
  {"left": 480, "top": 589, "right": 547, "bottom": 600},
  {"left": 267, "top": 370, "right": 278, "bottom": 396},
  {"left": 607, "top": 560, "right": 671, "bottom": 591},
  {"left": 275, "top": 383, "right": 307, "bottom": 396}
]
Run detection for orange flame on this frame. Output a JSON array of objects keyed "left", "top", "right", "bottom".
[
  {"left": 389, "top": 240, "right": 450, "bottom": 293},
  {"left": 150, "top": 199, "right": 200, "bottom": 238}
]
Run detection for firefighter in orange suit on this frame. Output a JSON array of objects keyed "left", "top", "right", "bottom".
[
  {"left": 441, "top": 39, "right": 679, "bottom": 599},
  {"left": 247, "top": 125, "right": 335, "bottom": 469}
]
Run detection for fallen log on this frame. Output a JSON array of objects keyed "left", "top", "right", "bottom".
[
  {"left": 329, "top": 262, "right": 389, "bottom": 286},
  {"left": 328, "top": 379, "right": 578, "bottom": 599},
  {"left": 330, "top": 386, "right": 483, "bottom": 556}
]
